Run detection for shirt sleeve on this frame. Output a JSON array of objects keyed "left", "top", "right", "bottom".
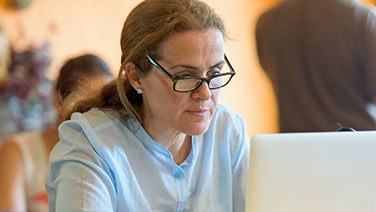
[
  {"left": 46, "top": 120, "right": 116, "bottom": 212},
  {"left": 230, "top": 115, "right": 251, "bottom": 212}
]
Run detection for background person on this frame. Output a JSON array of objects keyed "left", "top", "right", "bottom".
[
  {"left": 0, "top": 53, "right": 113, "bottom": 212},
  {"left": 46, "top": 0, "right": 250, "bottom": 211},
  {"left": 256, "top": 0, "right": 376, "bottom": 132}
]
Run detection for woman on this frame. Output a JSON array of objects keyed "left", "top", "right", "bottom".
[
  {"left": 46, "top": 0, "right": 250, "bottom": 211},
  {"left": 0, "top": 54, "right": 113, "bottom": 211}
]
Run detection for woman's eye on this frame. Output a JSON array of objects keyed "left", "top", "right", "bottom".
[
  {"left": 208, "top": 70, "right": 221, "bottom": 77},
  {"left": 174, "top": 73, "right": 192, "bottom": 79}
]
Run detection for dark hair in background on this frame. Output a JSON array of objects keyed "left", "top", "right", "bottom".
[{"left": 55, "top": 54, "right": 113, "bottom": 101}]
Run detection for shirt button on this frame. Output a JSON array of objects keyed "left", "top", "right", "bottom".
[{"left": 174, "top": 170, "right": 184, "bottom": 180}]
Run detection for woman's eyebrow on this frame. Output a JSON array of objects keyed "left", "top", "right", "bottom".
[
  {"left": 169, "top": 61, "right": 225, "bottom": 70},
  {"left": 210, "top": 61, "right": 225, "bottom": 69},
  {"left": 170, "top": 64, "right": 199, "bottom": 70}
]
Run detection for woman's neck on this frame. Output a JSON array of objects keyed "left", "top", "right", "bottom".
[
  {"left": 170, "top": 135, "right": 192, "bottom": 165},
  {"left": 143, "top": 123, "right": 192, "bottom": 165}
]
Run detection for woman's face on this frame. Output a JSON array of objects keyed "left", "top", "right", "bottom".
[{"left": 140, "top": 28, "right": 224, "bottom": 137}]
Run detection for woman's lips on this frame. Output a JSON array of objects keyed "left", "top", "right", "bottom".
[{"left": 186, "top": 108, "right": 210, "bottom": 116}]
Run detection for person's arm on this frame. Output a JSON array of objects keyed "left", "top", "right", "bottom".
[{"left": 0, "top": 139, "right": 27, "bottom": 211}]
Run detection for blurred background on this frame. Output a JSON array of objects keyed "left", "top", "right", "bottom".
[
  {"left": 1, "top": 0, "right": 374, "bottom": 138},
  {"left": 1, "top": 0, "right": 376, "bottom": 211},
  {"left": 0, "top": 0, "right": 284, "bottom": 139}
]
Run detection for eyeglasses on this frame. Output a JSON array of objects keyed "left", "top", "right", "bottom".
[{"left": 146, "top": 54, "right": 236, "bottom": 92}]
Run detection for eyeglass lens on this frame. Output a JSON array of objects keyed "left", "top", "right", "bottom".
[{"left": 174, "top": 73, "right": 233, "bottom": 91}]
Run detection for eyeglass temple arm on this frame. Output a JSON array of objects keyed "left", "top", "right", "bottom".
[
  {"left": 224, "top": 54, "right": 236, "bottom": 74},
  {"left": 146, "top": 55, "right": 175, "bottom": 80}
]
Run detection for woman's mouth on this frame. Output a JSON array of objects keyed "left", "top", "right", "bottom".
[{"left": 186, "top": 108, "right": 210, "bottom": 116}]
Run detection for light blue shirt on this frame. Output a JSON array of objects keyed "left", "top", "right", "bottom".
[{"left": 46, "top": 104, "right": 250, "bottom": 212}]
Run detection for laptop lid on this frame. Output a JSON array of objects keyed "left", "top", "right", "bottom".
[{"left": 249, "top": 131, "right": 376, "bottom": 212}]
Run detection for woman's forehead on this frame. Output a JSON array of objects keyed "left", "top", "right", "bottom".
[{"left": 158, "top": 29, "right": 224, "bottom": 60}]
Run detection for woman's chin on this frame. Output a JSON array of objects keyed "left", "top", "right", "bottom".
[{"left": 182, "top": 121, "right": 211, "bottom": 136}]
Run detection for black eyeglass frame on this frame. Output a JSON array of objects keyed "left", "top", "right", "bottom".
[{"left": 146, "top": 54, "right": 236, "bottom": 92}]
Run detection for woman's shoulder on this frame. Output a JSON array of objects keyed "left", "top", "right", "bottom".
[
  {"left": 70, "top": 108, "right": 120, "bottom": 127},
  {"left": 56, "top": 108, "right": 134, "bottom": 159},
  {"left": 0, "top": 131, "right": 45, "bottom": 166},
  {"left": 210, "top": 104, "right": 250, "bottom": 163},
  {"left": 0, "top": 137, "right": 25, "bottom": 204},
  {"left": 2, "top": 131, "right": 44, "bottom": 157},
  {"left": 49, "top": 109, "right": 135, "bottom": 182},
  {"left": 208, "top": 104, "right": 249, "bottom": 145},
  {"left": 59, "top": 108, "right": 125, "bottom": 135},
  {"left": 9, "top": 131, "right": 42, "bottom": 142},
  {"left": 213, "top": 104, "right": 245, "bottom": 127},
  {"left": 0, "top": 137, "right": 23, "bottom": 162},
  {"left": 51, "top": 109, "right": 121, "bottom": 167}
]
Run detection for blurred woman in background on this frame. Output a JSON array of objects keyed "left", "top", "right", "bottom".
[{"left": 0, "top": 53, "right": 113, "bottom": 211}]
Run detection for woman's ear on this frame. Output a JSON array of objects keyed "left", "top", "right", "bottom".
[{"left": 125, "top": 62, "right": 142, "bottom": 91}]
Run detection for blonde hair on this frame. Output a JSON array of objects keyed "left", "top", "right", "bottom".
[{"left": 63, "top": 0, "right": 226, "bottom": 122}]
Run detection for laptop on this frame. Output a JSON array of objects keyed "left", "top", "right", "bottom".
[{"left": 248, "top": 131, "right": 376, "bottom": 212}]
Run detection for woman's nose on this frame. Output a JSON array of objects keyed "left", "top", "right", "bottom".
[{"left": 191, "top": 81, "right": 211, "bottom": 100}]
